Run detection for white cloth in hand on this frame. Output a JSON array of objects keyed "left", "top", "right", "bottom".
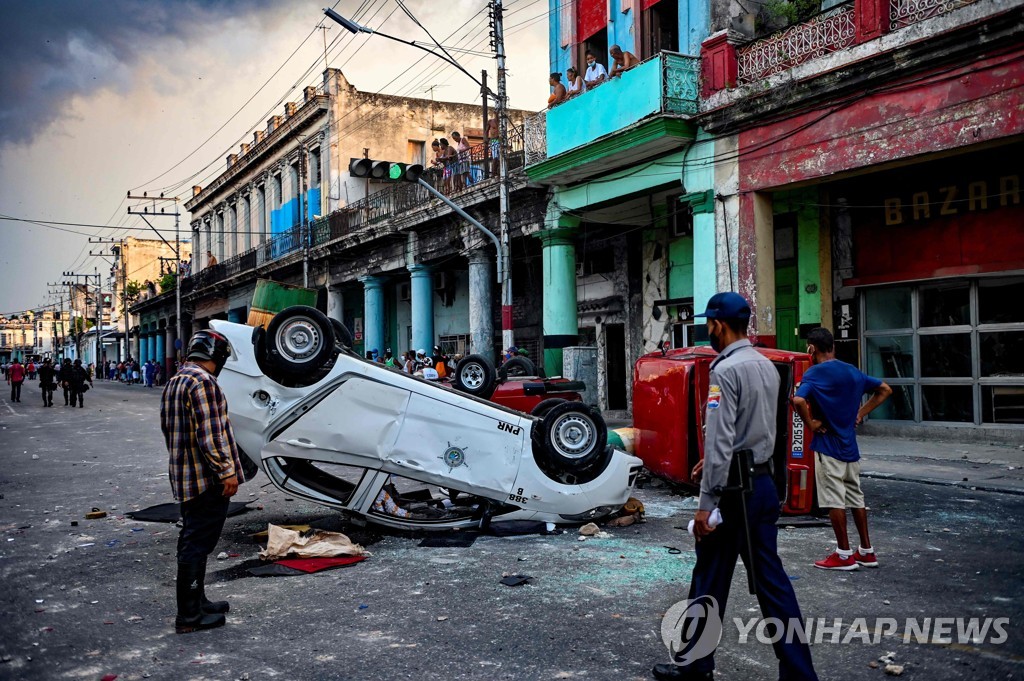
[{"left": 687, "top": 508, "right": 723, "bottom": 536}]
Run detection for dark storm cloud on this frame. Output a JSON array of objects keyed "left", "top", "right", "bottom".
[{"left": 0, "top": 0, "right": 278, "bottom": 146}]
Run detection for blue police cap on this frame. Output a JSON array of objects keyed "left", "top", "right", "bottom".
[{"left": 694, "top": 292, "right": 752, "bottom": 320}]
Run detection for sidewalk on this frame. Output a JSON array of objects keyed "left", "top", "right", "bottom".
[
  {"left": 858, "top": 435, "right": 1024, "bottom": 496},
  {"left": 607, "top": 415, "right": 1024, "bottom": 495}
]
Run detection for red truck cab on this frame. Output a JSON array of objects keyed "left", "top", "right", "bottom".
[{"left": 633, "top": 346, "right": 815, "bottom": 515}]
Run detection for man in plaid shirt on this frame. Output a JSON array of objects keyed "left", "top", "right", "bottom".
[{"left": 160, "top": 330, "right": 244, "bottom": 634}]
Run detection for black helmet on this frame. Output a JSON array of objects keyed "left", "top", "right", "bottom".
[{"left": 186, "top": 330, "right": 231, "bottom": 376}]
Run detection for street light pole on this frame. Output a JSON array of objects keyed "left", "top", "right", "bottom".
[{"left": 492, "top": 0, "right": 514, "bottom": 352}]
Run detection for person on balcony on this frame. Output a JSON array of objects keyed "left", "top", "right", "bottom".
[
  {"left": 566, "top": 66, "right": 584, "bottom": 97},
  {"left": 206, "top": 250, "right": 217, "bottom": 267},
  {"left": 438, "top": 138, "right": 457, "bottom": 193},
  {"left": 450, "top": 131, "right": 472, "bottom": 187},
  {"left": 547, "top": 72, "right": 567, "bottom": 108},
  {"left": 609, "top": 45, "right": 639, "bottom": 78},
  {"left": 583, "top": 50, "right": 608, "bottom": 89},
  {"left": 486, "top": 118, "right": 500, "bottom": 177}
]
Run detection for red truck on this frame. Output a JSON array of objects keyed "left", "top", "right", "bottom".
[{"left": 632, "top": 346, "right": 815, "bottom": 515}]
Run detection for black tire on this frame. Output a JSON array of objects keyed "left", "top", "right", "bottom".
[
  {"left": 532, "top": 402, "right": 608, "bottom": 474},
  {"left": 329, "top": 318, "right": 354, "bottom": 349},
  {"left": 451, "top": 354, "right": 497, "bottom": 399},
  {"left": 498, "top": 355, "right": 537, "bottom": 381},
  {"left": 530, "top": 397, "right": 568, "bottom": 419},
  {"left": 265, "top": 306, "right": 335, "bottom": 378}
]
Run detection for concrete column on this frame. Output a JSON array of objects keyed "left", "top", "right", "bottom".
[
  {"left": 537, "top": 219, "right": 580, "bottom": 377},
  {"left": 327, "top": 285, "right": 344, "bottom": 324},
  {"left": 139, "top": 332, "right": 148, "bottom": 365},
  {"left": 148, "top": 333, "right": 157, "bottom": 369},
  {"left": 165, "top": 326, "right": 175, "bottom": 377},
  {"left": 359, "top": 276, "right": 386, "bottom": 357},
  {"left": 155, "top": 329, "right": 166, "bottom": 375},
  {"left": 467, "top": 250, "right": 494, "bottom": 359},
  {"left": 408, "top": 264, "right": 435, "bottom": 354},
  {"left": 738, "top": 191, "right": 776, "bottom": 346}
]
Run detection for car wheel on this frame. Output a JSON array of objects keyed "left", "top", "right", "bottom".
[
  {"left": 498, "top": 356, "right": 537, "bottom": 381},
  {"left": 533, "top": 402, "right": 608, "bottom": 474},
  {"left": 530, "top": 397, "right": 567, "bottom": 419},
  {"left": 265, "top": 306, "right": 335, "bottom": 378},
  {"left": 329, "top": 318, "right": 354, "bottom": 349},
  {"left": 452, "top": 354, "right": 497, "bottom": 399}
]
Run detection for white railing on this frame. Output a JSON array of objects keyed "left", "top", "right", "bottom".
[
  {"left": 737, "top": 2, "right": 857, "bottom": 83},
  {"left": 890, "top": 0, "right": 979, "bottom": 29}
]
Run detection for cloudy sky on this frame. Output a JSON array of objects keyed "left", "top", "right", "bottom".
[{"left": 0, "top": 0, "right": 549, "bottom": 316}]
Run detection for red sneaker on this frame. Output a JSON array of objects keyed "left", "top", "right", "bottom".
[
  {"left": 854, "top": 549, "right": 879, "bottom": 568},
  {"left": 814, "top": 551, "right": 859, "bottom": 571}
]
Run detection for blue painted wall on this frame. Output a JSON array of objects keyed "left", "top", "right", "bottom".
[{"left": 548, "top": 0, "right": 710, "bottom": 80}]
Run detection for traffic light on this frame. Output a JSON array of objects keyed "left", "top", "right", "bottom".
[{"left": 348, "top": 158, "right": 424, "bottom": 183}]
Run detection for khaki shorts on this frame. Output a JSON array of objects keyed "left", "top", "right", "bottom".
[{"left": 815, "top": 452, "right": 865, "bottom": 509}]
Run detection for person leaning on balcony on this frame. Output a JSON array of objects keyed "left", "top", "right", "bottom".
[
  {"left": 547, "top": 72, "right": 567, "bottom": 108},
  {"left": 565, "top": 66, "right": 584, "bottom": 96},
  {"left": 206, "top": 250, "right": 217, "bottom": 267},
  {"left": 609, "top": 45, "right": 639, "bottom": 78},
  {"left": 583, "top": 50, "right": 608, "bottom": 89}
]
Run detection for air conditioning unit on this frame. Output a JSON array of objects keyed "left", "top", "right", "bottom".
[{"left": 399, "top": 283, "right": 411, "bottom": 301}]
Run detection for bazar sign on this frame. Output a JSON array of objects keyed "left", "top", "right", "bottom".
[{"left": 883, "top": 174, "right": 1020, "bottom": 225}]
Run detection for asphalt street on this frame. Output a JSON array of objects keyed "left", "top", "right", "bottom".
[{"left": 0, "top": 381, "right": 1021, "bottom": 681}]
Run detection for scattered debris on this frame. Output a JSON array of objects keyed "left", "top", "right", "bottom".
[
  {"left": 879, "top": 652, "right": 897, "bottom": 665},
  {"left": 884, "top": 664, "right": 905, "bottom": 676},
  {"left": 259, "top": 524, "right": 366, "bottom": 560},
  {"left": 251, "top": 525, "right": 310, "bottom": 543},
  {"left": 85, "top": 508, "right": 107, "bottom": 520},
  {"left": 247, "top": 556, "right": 367, "bottom": 577},
  {"left": 868, "top": 661, "right": 879, "bottom": 669},
  {"left": 216, "top": 552, "right": 229, "bottom": 560},
  {"left": 31, "top": 454, "right": 39, "bottom": 460},
  {"left": 436, "top": 616, "right": 449, "bottom": 621},
  {"left": 500, "top": 574, "right": 532, "bottom": 587},
  {"left": 579, "top": 523, "right": 600, "bottom": 536}
]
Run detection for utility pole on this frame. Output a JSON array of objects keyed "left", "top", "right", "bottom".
[
  {"left": 491, "top": 0, "right": 514, "bottom": 352},
  {"left": 63, "top": 270, "right": 101, "bottom": 368},
  {"left": 317, "top": 21, "right": 331, "bottom": 76},
  {"left": 127, "top": 193, "right": 183, "bottom": 373},
  {"left": 89, "top": 237, "right": 126, "bottom": 361},
  {"left": 46, "top": 284, "right": 63, "bottom": 360},
  {"left": 300, "top": 144, "right": 310, "bottom": 288},
  {"left": 481, "top": 70, "right": 489, "bottom": 179}
]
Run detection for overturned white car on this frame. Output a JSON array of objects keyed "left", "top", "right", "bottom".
[{"left": 210, "top": 307, "right": 642, "bottom": 530}]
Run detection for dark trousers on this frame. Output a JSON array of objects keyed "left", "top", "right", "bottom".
[
  {"left": 69, "top": 386, "right": 84, "bottom": 407},
  {"left": 41, "top": 385, "right": 53, "bottom": 405},
  {"left": 177, "top": 486, "right": 230, "bottom": 564},
  {"left": 10, "top": 380, "right": 22, "bottom": 401},
  {"left": 681, "top": 474, "right": 818, "bottom": 681}
]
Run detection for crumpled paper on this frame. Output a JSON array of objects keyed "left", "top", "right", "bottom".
[{"left": 258, "top": 523, "right": 367, "bottom": 560}]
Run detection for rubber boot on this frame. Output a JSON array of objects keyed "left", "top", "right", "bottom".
[
  {"left": 175, "top": 562, "right": 226, "bottom": 634},
  {"left": 199, "top": 558, "right": 229, "bottom": 614}
]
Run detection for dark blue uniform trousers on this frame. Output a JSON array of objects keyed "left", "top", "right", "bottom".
[{"left": 681, "top": 474, "right": 818, "bottom": 681}]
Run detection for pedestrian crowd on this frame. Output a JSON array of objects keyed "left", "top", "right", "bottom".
[
  {"left": 2, "top": 354, "right": 174, "bottom": 409},
  {"left": 365, "top": 345, "right": 458, "bottom": 381},
  {"left": 548, "top": 44, "right": 639, "bottom": 108}
]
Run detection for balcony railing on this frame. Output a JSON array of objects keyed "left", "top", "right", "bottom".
[
  {"left": 737, "top": 2, "right": 857, "bottom": 84},
  {"left": 530, "top": 51, "right": 700, "bottom": 163},
  {"left": 186, "top": 129, "right": 525, "bottom": 292},
  {"left": 890, "top": 0, "right": 979, "bottom": 29}
]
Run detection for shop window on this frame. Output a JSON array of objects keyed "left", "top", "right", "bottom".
[
  {"left": 864, "top": 287, "right": 911, "bottom": 330},
  {"left": 979, "top": 278, "right": 1024, "bottom": 324},
  {"left": 921, "top": 385, "right": 974, "bottom": 422},
  {"left": 920, "top": 333, "right": 972, "bottom": 378},
  {"left": 980, "top": 331, "right": 1024, "bottom": 377},
  {"left": 872, "top": 385, "right": 915, "bottom": 421},
  {"left": 865, "top": 335, "right": 913, "bottom": 379},
  {"left": 982, "top": 384, "right": 1024, "bottom": 424},
  {"left": 919, "top": 282, "right": 970, "bottom": 327}
]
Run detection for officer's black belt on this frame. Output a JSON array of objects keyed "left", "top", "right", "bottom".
[{"left": 753, "top": 461, "right": 773, "bottom": 477}]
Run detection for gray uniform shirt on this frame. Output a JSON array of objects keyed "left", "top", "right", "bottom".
[{"left": 698, "top": 339, "right": 781, "bottom": 511}]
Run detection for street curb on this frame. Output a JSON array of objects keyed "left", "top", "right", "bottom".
[{"left": 861, "top": 471, "right": 1024, "bottom": 497}]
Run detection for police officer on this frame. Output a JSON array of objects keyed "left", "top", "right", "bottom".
[{"left": 654, "top": 292, "right": 818, "bottom": 681}]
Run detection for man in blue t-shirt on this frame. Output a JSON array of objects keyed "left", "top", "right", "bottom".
[{"left": 792, "top": 328, "right": 892, "bottom": 572}]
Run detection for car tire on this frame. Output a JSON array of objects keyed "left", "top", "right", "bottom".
[
  {"left": 532, "top": 401, "right": 608, "bottom": 474},
  {"left": 451, "top": 354, "right": 497, "bottom": 399},
  {"left": 498, "top": 356, "right": 537, "bottom": 381},
  {"left": 265, "top": 306, "right": 335, "bottom": 378},
  {"left": 530, "top": 397, "right": 567, "bottom": 419},
  {"left": 329, "top": 318, "right": 354, "bottom": 349}
]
